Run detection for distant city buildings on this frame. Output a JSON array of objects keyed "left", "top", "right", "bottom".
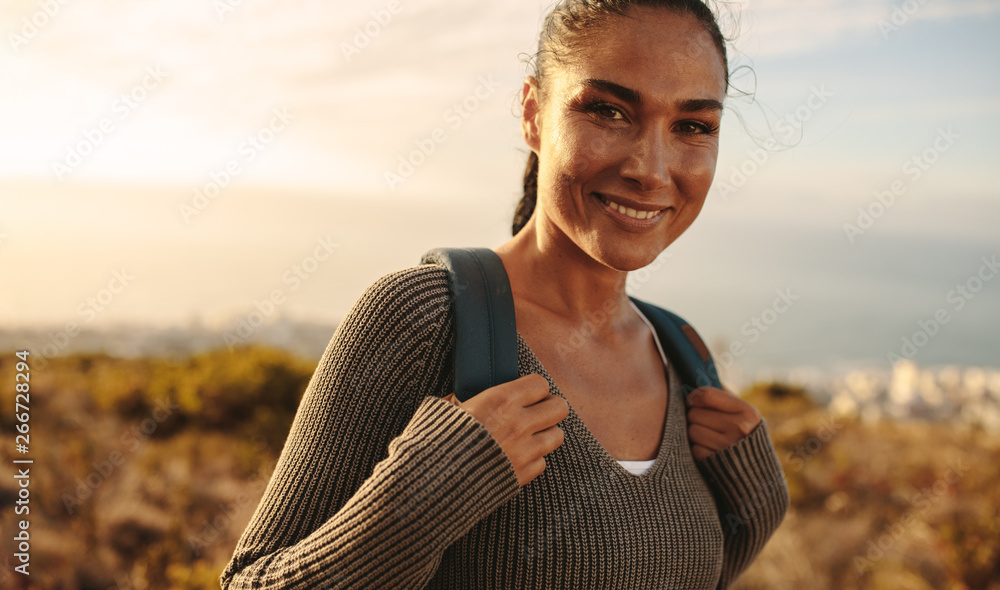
[{"left": 823, "top": 360, "right": 1000, "bottom": 432}]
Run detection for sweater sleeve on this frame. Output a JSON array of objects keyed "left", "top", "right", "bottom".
[
  {"left": 696, "top": 419, "right": 790, "bottom": 589},
  {"left": 220, "top": 266, "right": 521, "bottom": 589}
]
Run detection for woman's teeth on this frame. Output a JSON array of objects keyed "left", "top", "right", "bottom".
[{"left": 600, "top": 195, "right": 663, "bottom": 220}]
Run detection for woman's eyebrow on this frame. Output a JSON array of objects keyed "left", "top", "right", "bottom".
[
  {"left": 581, "top": 79, "right": 723, "bottom": 113},
  {"left": 582, "top": 78, "right": 642, "bottom": 104},
  {"left": 677, "top": 98, "right": 724, "bottom": 113}
]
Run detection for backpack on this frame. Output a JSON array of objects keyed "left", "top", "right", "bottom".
[{"left": 420, "top": 247, "right": 722, "bottom": 402}]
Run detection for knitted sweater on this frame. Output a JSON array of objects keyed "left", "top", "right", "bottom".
[{"left": 221, "top": 264, "right": 790, "bottom": 589}]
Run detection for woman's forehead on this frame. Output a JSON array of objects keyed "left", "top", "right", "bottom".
[{"left": 547, "top": 8, "right": 727, "bottom": 102}]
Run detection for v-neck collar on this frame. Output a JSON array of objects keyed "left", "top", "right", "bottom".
[{"left": 514, "top": 307, "right": 685, "bottom": 480}]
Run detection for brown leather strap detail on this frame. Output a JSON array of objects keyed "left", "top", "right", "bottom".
[{"left": 681, "top": 324, "right": 711, "bottom": 362}]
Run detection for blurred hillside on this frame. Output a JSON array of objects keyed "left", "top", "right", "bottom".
[
  {"left": 0, "top": 347, "right": 312, "bottom": 589},
  {"left": 0, "top": 319, "right": 338, "bottom": 369},
  {"left": 0, "top": 348, "right": 998, "bottom": 589},
  {"left": 732, "top": 383, "right": 1000, "bottom": 590}
]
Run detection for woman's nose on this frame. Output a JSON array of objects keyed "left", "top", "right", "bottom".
[{"left": 619, "top": 125, "right": 674, "bottom": 192}]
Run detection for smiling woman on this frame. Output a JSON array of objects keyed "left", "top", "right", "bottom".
[
  {"left": 508, "top": 5, "right": 727, "bottom": 272},
  {"left": 222, "top": 2, "right": 788, "bottom": 589}
]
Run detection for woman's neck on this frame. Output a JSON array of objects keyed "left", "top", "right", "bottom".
[{"left": 494, "top": 213, "right": 637, "bottom": 338}]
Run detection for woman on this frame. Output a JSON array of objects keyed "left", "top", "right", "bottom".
[{"left": 222, "top": 1, "right": 789, "bottom": 588}]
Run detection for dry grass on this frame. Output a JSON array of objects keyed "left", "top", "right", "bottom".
[{"left": 0, "top": 352, "right": 997, "bottom": 589}]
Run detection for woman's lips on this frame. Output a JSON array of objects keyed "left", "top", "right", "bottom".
[{"left": 594, "top": 193, "right": 668, "bottom": 227}]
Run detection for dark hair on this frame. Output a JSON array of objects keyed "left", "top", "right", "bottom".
[{"left": 511, "top": 0, "right": 731, "bottom": 236}]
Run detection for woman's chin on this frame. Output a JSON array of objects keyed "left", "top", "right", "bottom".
[{"left": 590, "top": 243, "right": 663, "bottom": 273}]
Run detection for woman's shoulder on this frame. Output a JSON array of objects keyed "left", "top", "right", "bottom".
[
  {"left": 340, "top": 263, "right": 454, "bottom": 335},
  {"left": 360, "top": 263, "right": 451, "bottom": 304}
]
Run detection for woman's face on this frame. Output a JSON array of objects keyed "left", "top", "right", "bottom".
[{"left": 523, "top": 7, "right": 727, "bottom": 271}]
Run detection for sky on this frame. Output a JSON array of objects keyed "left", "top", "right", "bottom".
[{"left": 0, "top": 0, "right": 998, "bottom": 377}]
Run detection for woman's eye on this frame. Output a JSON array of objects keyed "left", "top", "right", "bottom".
[
  {"left": 585, "top": 101, "right": 625, "bottom": 122},
  {"left": 677, "top": 120, "right": 718, "bottom": 135},
  {"left": 596, "top": 105, "right": 623, "bottom": 120}
]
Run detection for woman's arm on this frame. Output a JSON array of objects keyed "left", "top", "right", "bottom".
[
  {"left": 686, "top": 387, "right": 789, "bottom": 588},
  {"left": 220, "top": 266, "right": 521, "bottom": 589}
]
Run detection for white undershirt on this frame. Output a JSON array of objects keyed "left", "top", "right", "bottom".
[
  {"left": 617, "top": 459, "right": 656, "bottom": 476},
  {"left": 613, "top": 301, "right": 670, "bottom": 477}
]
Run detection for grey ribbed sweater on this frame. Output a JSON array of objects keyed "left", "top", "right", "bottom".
[{"left": 221, "top": 264, "right": 789, "bottom": 589}]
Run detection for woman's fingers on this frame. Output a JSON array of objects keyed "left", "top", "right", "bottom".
[
  {"left": 685, "top": 387, "right": 762, "bottom": 459},
  {"left": 686, "top": 386, "right": 744, "bottom": 413},
  {"left": 691, "top": 444, "right": 715, "bottom": 461},
  {"left": 687, "top": 423, "right": 732, "bottom": 453},
  {"left": 533, "top": 422, "right": 566, "bottom": 456},
  {"left": 685, "top": 406, "right": 728, "bottom": 433},
  {"left": 456, "top": 373, "right": 569, "bottom": 488}
]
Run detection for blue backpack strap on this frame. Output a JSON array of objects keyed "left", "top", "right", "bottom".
[
  {"left": 629, "top": 297, "right": 722, "bottom": 395},
  {"left": 420, "top": 248, "right": 519, "bottom": 402}
]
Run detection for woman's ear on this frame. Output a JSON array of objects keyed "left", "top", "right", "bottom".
[{"left": 521, "top": 76, "right": 542, "bottom": 154}]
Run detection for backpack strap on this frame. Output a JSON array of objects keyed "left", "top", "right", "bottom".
[
  {"left": 420, "top": 247, "right": 720, "bottom": 401},
  {"left": 420, "top": 247, "right": 519, "bottom": 402},
  {"left": 628, "top": 297, "right": 723, "bottom": 395}
]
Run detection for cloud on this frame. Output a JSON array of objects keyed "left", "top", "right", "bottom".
[{"left": 730, "top": 0, "right": 1000, "bottom": 57}]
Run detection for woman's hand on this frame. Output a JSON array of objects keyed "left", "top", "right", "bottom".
[
  {"left": 442, "top": 373, "right": 569, "bottom": 488},
  {"left": 685, "top": 387, "right": 762, "bottom": 461}
]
